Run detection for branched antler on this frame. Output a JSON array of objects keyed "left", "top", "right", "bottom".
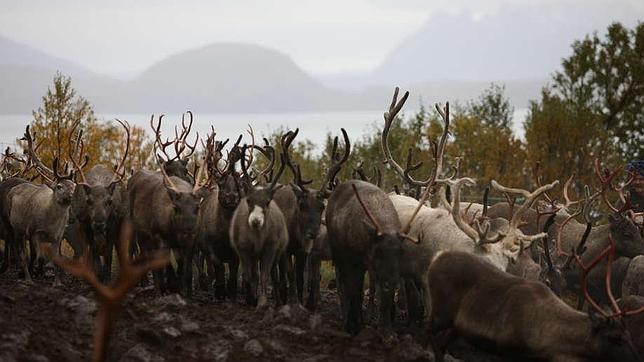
[{"left": 51, "top": 220, "right": 170, "bottom": 362}]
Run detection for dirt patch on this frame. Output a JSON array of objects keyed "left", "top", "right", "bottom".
[{"left": 1, "top": 268, "right": 466, "bottom": 362}]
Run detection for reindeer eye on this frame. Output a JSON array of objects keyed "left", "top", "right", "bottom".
[{"left": 87, "top": 198, "right": 93, "bottom": 205}]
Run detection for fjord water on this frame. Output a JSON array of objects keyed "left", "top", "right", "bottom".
[{"left": 0, "top": 109, "right": 528, "bottom": 153}]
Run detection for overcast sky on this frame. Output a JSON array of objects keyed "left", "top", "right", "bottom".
[{"left": 1, "top": 0, "right": 642, "bottom": 78}]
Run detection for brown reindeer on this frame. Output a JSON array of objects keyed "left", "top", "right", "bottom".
[{"left": 428, "top": 236, "right": 644, "bottom": 361}]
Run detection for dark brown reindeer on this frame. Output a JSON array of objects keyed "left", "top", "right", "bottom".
[
  {"left": 229, "top": 146, "right": 289, "bottom": 308},
  {"left": 196, "top": 128, "right": 270, "bottom": 300},
  {"left": 273, "top": 128, "right": 330, "bottom": 305},
  {"left": 428, "top": 238, "right": 644, "bottom": 362},
  {"left": 327, "top": 179, "right": 425, "bottom": 333},
  {"left": 69, "top": 119, "right": 131, "bottom": 282},
  {"left": 127, "top": 147, "right": 207, "bottom": 296}
]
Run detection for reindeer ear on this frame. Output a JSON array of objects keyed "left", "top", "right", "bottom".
[
  {"left": 290, "top": 182, "right": 304, "bottom": 196},
  {"left": 181, "top": 159, "right": 189, "bottom": 166}
]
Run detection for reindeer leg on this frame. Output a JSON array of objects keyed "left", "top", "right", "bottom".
[
  {"left": 286, "top": 252, "right": 297, "bottom": 304},
  {"left": 259, "top": 248, "right": 278, "bottom": 309},
  {"left": 366, "top": 268, "right": 377, "bottom": 323},
  {"left": 337, "top": 257, "right": 365, "bottom": 334},
  {"left": 295, "top": 250, "right": 307, "bottom": 304},
  {"left": 228, "top": 255, "right": 239, "bottom": 301},
  {"left": 18, "top": 233, "right": 33, "bottom": 284},
  {"left": 51, "top": 240, "right": 63, "bottom": 287},
  {"left": 305, "top": 256, "right": 321, "bottom": 312},
  {"left": 278, "top": 253, "right": 289, "bottom": 304}
]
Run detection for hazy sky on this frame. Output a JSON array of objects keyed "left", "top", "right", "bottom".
[{"left": 1, "top": 0, "right": 642, "bottom": 78}]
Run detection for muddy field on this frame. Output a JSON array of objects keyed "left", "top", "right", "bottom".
[{"left": 0, "top": 264, "right": 511, "bottom": 362}]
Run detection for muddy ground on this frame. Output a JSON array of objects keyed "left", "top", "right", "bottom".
[{"left": 0, "top": 268, "right": 500, "bottom": 362}]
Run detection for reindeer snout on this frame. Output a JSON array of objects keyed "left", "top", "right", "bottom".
[
  {"left": 248, "top": 206, "right": 265, "bottom": 229},
  {"left": 92, "top": 221, "right": 107, "bottom": 232}
]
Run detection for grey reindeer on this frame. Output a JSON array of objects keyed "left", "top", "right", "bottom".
[
  {"left": 229, "top": 145, "right": 289, "bottom": 308},
  {"left": 7, "top": 156, "right": 75, "bottom": 285},
  {"left": 128, "top": 146, "right": 207, "bottom": 296}
]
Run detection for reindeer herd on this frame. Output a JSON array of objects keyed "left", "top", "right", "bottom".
[{"left": 1, "top": 87, "right": 644, "bottom": 361}]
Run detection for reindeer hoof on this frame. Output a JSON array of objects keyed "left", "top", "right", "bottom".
[{"left": 256, "top": 295, "right": 269, "bottom": 310}]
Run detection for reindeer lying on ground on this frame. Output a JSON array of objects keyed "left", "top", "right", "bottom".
[{"left": 428, "top": 242, "right": 644, "bottom": 361}]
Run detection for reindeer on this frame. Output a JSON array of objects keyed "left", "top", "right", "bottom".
[
  {"left": 305, "top": 223, "right": 331, "bottom": 311},
  {"left": 428, "top": 244, "right": 644, "bottom": 361},
  {"left": 7, "top": 156, "right": 75, "bottom": 285},
  {"left": 68, "top": 119, "right": 131, "bottom": 282},
  {"left": 0, "top": 177, "right": 29, "bottom": 274},
  {"left": 273, "top": 128, "right": 337, "bottom": 304},
  {"left": 127, "top": 150, "right": 207, "bottom": 296},
  {"left": 196, "top": 129, "right": 273, "bottom": 300},
  {"left": 327, "top": 179, "right": 424, "bottom": 333},
  {"left": 381, "top": 88, "right": 554, "bottom": 323},
  {"left": 229, "top": 146, "right": 289, "bottom": 308}
]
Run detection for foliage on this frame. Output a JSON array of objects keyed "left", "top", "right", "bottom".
[
  {"left": 466, "top": 83, "right": 514, "bottom": 129},
  {"left": 551, "top": 21, "right": 644, "bottom": 159},
  {"left": 27, "top": 73, "right": 152, "bottom": 177},
  {"left": 524, "top": 89, "right": 616, "bottom": 192}
]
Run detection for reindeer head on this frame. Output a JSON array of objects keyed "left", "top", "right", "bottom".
[
  {"left": 159, "top": 153, "right": 208, "bottom": 243},
  {"left": 609, "top": 212, "right": 644, "bottom": 258},
  {"left": 240, "top": 143, "right": 287, "bottom": 230},
  {"left": 49, "top": 158, "right": 75, "bottom": 206},
  {"left": 574, "top": 236, "right": 644, "bottom": 362}
]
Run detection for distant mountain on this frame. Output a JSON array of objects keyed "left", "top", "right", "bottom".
[
  {"left": 0, "top": 42, "right": 370, "bottom": 114},
  {"left": 119, "top": 43, "right": 353, "bottom": 113},
  {"left": 0, "top": 35, "right": 96, "bottom": 78},
  {"left": 364, "top": 1, "right": 643, "bottom": 87}
]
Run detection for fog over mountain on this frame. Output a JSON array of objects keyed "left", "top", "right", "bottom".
[{"left": 0, "top": 1, "right": 641, "bottom": 114}]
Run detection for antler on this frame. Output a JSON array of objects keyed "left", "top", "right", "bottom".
[
  {"left": 173, "top": 111, "right": 198, "bottom": 161},
  {"left": 110, "top": 119, "right": 131, "bottom": 184},
  {"left": 281, "top": 128, "right": 312, "bottom": 189},
  {"left": 446, "top": 177, "right": 505, "bottom": 246},
  {"left": 381, "top": 87, "right": 451, "bottom": 190},
  {"left": 491, "top": 180, "right": 559, "bottom": 234},
  {"left": 532, "top": 161, "right": 555, "bottom": 204},
  {"left": 68, "top": 119, "right": 90, "bottom": 185},
  {"left": 192, "top": 155, "right": 209, "bottom": 194},
  {"left": 21, "top": 125, "right": 54, "bottom": 183},
  {"left": 594, "top": 158, "right": 631, "bottom": 213},
  {"left": 319, "top": 128, "right": 350, "bottom": 198},
  {"left": 395, "top": 99, "right": 452, "bottom": 239},
  {"left": 51, "top": 219, "right": 169, "bottom": 362},
  {"left": 574, "top": 235, "right": 644, "bottom": 318},
  {"left": 150, "top": 115, "right": 174, "bottom": 162},
  {"left": 351, "top": 183, "right": 384, "bottom": 236}
]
